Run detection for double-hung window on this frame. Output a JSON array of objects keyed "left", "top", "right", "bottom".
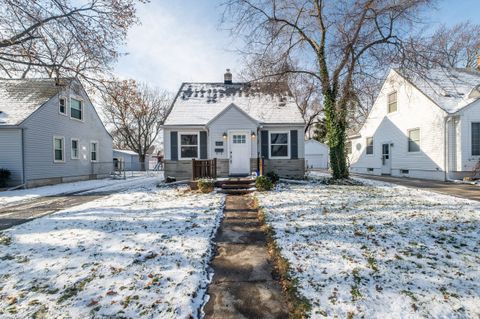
[
  {"left": 366, "top": 137, "right": 374, "bottom": 155},
  {"left": 71, "top": 139, "right": 79, "bottom": 159},
  {"left": 59, "top": 97, "right": 67, "bottom": 115},
  {"left": 90, "top": 142, "right": 98, "bottom": 162},
  {"left": 53, "top": 137, "right": 64, "bottom": 162},
  {"left": 408, "top": 128, "right": 420, "bottom": 152},
  {"left": 388, "top": 91, "right": 397, "bottom": 113},
  {"left": 472, "top": 123, "right": 480, "bottom": 156},
  {"left": 70, "top": 98, "right": 83, "bottom": 120},
  {"left": 179, "top": 133, "right": 198, "bottom": 159},
  {"left": 270, "top": 132, "right": 289, "bottom": 158}
]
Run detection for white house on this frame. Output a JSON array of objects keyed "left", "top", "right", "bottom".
[
  {"left": 162, "top": 69, "right": 306, "bottom": 180},
  {"left": 349, "top": 68, "right": 480, "bottom": 181},
  {"left": 305, "top": 139, "right": 329, "bottom": 169},
  {"left": 0, "top": 78, "right": 113, "bottom": 187}
]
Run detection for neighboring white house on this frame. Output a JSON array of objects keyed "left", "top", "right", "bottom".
[
  {"left": 349, "top": 68, "right": 480, "bottom": 181},
  {"left": 305, "top": 139, "right": 329, "bottom": 169},
  {"left": 162, "top": 69, "right": 306, "bottom": 180},
  {"left": 0, "top": 78, "right": 113, "bottom": 188}
]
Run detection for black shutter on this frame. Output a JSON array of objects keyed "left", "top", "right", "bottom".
[
  {"left": 200, "top": 131, "right": 208, "bottom": 159},
  {"left": 170, "top": 131, "right": 178, "bottom": 160},
  {"left": 261, "top": 130, "right": 269, "bottom": 159},
  {"left": 290, "top": 130, "right": 298, "bottom": 159}
]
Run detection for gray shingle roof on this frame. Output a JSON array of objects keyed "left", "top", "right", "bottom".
[
  {"left": 0, "top": 78, "right": 68, "bottom": 125},
  {"left": 395, "top": 68, "right": 480, "bottom": 113},
  {"left": 164, "top": 82, "right": 305, "bottom": 126}
]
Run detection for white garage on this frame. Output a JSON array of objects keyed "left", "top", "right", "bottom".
[{"left": 305, "top": 139, "right": 329, "bottom": 169}]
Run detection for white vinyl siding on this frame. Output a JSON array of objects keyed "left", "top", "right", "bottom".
[
  {"left": 408, "top": 128, "right": 420, "bottom": 152},
  {"left": 70, "top": 98, "right": 83, "bottom": 120},
  {"left": 53, "top": 136, "right": 65, "bottom": 162}
]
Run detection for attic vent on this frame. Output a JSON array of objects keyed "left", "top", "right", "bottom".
[{"left": 72, "top": 83, "right": 81, "bottom": 95}]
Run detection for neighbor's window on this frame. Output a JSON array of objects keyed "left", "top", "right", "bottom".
[
  {"left": 408, "top": 128, "right": 420, "bottom": 152},
  {"left": 472, "top": 123, "right": 480, "bottom": 155},
  {"left": 90, "top": 142, "right": 98, "bottom": 162},
  {"left": 180, "top": 133, "right": 198, "bottom": 159},
  {"left": 388, "top": 91, "right": 397, "bottom": 113},
  {"left": 346, "top": 140, "right": 352, "bottom": 154},
  {"left": 59, "top": 98, "right": 66, "bottom": 115},
  {"left": 70, "top": 98, "right": 83, "bottom": 120},
  {"left": 71, "top": 139, "right": 79, "bottom": 159},
  {"left": 270, "top": 132, "right": 289, "bottom": 158},
  {"left": 366, "top": 137, "right": 373, "bottom": 155},
  {"left": 54, "top": 137, "right": 64, "bottom": 162}
]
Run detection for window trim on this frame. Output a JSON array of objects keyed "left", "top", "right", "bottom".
[
  {"left": 59, "top": 97, "right": 67, "bottom": 116},
  {"left": 70, "top": 97, "right": 84, "bottom": 122},
  {"left": 471, "top": 122, "right": 480, "bottom": 156},
  {"left": 90, "top": 141, "right": 98, "bottom": 162},
  {"left": 71, "top": 138, "right": 80, "bottom": 160},
  {"left": 53, "top": 136, "right": 65, "bottom": 163},
  {"left": 178, "top": 132, "right": 200, "bottom": 160},
  {"left": 387, "top": 91, "right": 398, "bottom": 114},
  {"left": 365, "top": 137, "right": 374, "bottom": 156},
  {"left": 407, "top": 128, "right": 421, "bottom": 153},
  {"left": 269, "top": 131, "right": 290, "bottom": 159}
]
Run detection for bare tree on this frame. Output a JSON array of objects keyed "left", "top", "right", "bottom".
[
  {"left": 289, "top": 75, "right": 323, "bottom": 137},
  {"left": 102, "top": 80, "right": 171, "bottom": 169},
  {"left": 222, "top": 0, "right": 432, "bottom": 179},
  {"left": 0, "top": 0, "right": 143, "bottom": 87}
]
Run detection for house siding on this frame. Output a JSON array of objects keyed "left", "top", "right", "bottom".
[
  {"left": 20, "top": 81, "right": 112, "bottom": 186},
  {"left": 0, "top": 128, "right": 23, "bottom": 186},
  {"left": 349, "top": 70, "right": 448, "bottom": 181},
  {"left": 457, "top": 99, "right": 480, "bottom": 176}
]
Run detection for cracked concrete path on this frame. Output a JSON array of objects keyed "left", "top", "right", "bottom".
[{"left": 204, "top": 195, "right": 289, "bottom": 319}]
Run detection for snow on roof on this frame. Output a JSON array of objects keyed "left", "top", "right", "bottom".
[
  {"left": 395, "top": 68, "right": 480, "bottom": 113},
  {"left": 113, "top": 149, "right": 139, "bottom": 156},
  {"left": 164, "top": 82, "right": 305, "bottom": 126},
  {"left": 0, "top": 78, "right": 69, "bottom": 125}
]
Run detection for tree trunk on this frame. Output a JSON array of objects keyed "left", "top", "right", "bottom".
[
  {"left": 139, "top": 154, "right": 146, "bottom": 171},
  {"left": 324, "top": 92, "right": 349, "bottom": 179}
]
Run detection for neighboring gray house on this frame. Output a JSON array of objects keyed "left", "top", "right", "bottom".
[
  {"left": 162, "top": 70, "right": 306, "bottom": 180},
  {"left": 0, "top": 78, "right": 113, "bottom": 187}
]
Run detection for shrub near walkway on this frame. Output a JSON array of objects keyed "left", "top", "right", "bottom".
[
  {"left": 256, "top": 181, "right": 480, "bottom": 318},
  {"left": 0, "top": 185, "right": 224, "bottom": 319}
]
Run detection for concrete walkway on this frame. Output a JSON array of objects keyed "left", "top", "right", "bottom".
[
  {"left": 204, "top": 195, "right": 288, "bottom": 319},
  {"left": 355, "top": 174, "right": 480, "bottom": 202}
]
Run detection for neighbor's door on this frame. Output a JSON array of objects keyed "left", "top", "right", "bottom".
[
  {"left": 229, "top": 131, "right": 250, "bottom": 175},
  {"left": 381, "top": 143, "right": 391, "bottom": 175}
]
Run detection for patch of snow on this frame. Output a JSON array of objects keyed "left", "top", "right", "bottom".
[
  {"left": 0, "top": 173, "right": 163, "bottom": 207},
  {"left": 257, "top": 181, "right": 480, "bottom": 318},
  {"left": 0, "top": 184, "right": 224, "bottom": 318}
]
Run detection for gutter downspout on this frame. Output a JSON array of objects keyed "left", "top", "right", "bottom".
[
  {"left": 444, "top": 115, "right": 452, "bottom": 182},
  {"left": 21, "top": 128, "right": 26, "bottom": 186}
]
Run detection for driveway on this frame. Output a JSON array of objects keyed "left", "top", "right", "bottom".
[{"left": 355, "top": 174, "right": 480, "bottom": 201}]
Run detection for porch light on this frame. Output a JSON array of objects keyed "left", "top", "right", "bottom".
[
  {"left": 251, "top": 132, "right": 256, "bottom": 139},
  {"left": 222, "top": 132, "right": 227, "bottom": 139}
]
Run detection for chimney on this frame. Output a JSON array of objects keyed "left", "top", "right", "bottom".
[{"left": 224, "top": 68, "right": 232, "bottom": 84}]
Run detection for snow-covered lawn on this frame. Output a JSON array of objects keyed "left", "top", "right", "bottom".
[
  {"left": 0, "top": 173, "right": 163, "bottom": 207},
  {"left": 0, "top": 184, "right": 224, "bottom": 318},
  {"left": 257, "top": 180, "right": 480, "bottom": 318}
]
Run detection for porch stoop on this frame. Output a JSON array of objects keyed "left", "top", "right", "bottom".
[{"left": 216, "top": 178, "right": 256, "bottom": 195}]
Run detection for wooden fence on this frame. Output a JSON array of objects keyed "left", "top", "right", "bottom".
[{"left": 192, "top": 158, "right": 217, "bottom": 180}]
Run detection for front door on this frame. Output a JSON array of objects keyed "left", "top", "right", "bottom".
[
  {"left": 381, "top": 143, "right": 391, "bottom": 175},
  {"left": 229, "top": 131, "right": 250, "bottom": 175}
]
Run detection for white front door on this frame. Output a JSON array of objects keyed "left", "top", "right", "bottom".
[
  {"left": 229, "top": 131, "right": 250, "bottom": 175},
  {"left": 381, "top": 143, "right": 391, "bottom": 175}
]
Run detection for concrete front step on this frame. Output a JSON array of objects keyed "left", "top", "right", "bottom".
[
  {"left": 220, "top": 183, "right": 255, "bottom": 189},
  {"left": 218, "top": 188, "right": 256, "bottom": 195},
  {"left": 216, "top": 178, "right": 256, "bottom": 187}
]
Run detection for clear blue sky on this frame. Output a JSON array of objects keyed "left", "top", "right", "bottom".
[{"left": 114, "top": 0, "right": 480, "bottom": 91}]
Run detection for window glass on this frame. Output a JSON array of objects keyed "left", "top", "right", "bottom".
[
  {"left": 71, "top": 140, "right": 79, "bottom": 159},
  {"left": 233, "top": 135, "right": 246, "bottom": 144},
  {"left": 59, "top": 98, "right": 66, "bottom": 114},
  {"left": 71, "top": 98, "right": 82, "bottom": 120},
  {"left": 366, "top": 137, "right": 373, "bottom": 155},
  {"left": 91, "top": 142, "right": 97, "bottom": 161},
  {"left": 180, "top": 134, "right": 198, "bottom": 158},
  {"left": 408, "top": 129, "right": 420, "bottom": 152},
  {"left": 346, "top": 141, "right": 352, "bottom": 154},
  {"left": 270, "top": 133, "right": 288, "bottom": 157},
  {"left": 472, "top": 123, "right": 480, "bottom": 155},
  {"left": 54, "top": 138, "right": 63, "bottom": 161},
  {"left": 388, "top": 92, "right": 397, "bottom": 113}
]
